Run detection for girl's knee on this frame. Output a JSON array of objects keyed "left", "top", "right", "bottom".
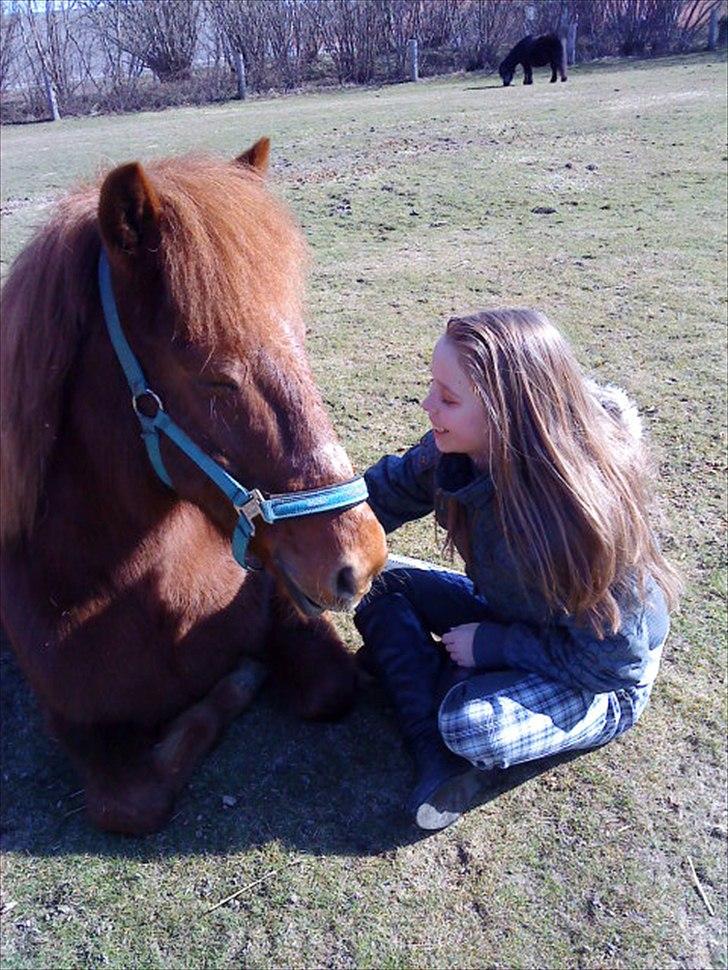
[
  {"left": 438, "top": 691, "right": 507, "bottom": 769},
  {"left": 354, "top": 587, "right": 409, "bottom": 635},
  {"left": 355, "top": 569, "right": 412, "bottom": 617}
]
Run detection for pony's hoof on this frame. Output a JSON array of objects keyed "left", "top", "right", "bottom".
[
  {"left": 85, "top": 780, "right": 174, "bottom": 835},
  {"left": 297, "top": 672, "right": 357, "bottom": 721}
]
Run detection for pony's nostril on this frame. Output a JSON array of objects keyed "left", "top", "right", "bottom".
[{"left": 336, "top": 565, "right": 357, "bottom": 598}]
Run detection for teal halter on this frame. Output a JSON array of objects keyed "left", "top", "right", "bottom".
[{"left": 98, "top": 250, "right": 368, "bottom": 569}]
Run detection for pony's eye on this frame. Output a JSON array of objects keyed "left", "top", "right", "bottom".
[{"left": 200, "top": 379, "right": 238, "bottom": 394}]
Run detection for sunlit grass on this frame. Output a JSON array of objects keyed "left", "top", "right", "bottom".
[{"left": 1, "top": 51, "right": 726, "bottom": 969}]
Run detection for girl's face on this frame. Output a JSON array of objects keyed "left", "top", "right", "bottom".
[{"left": 422, "top": 336, "right": 490, "bottom": 466}]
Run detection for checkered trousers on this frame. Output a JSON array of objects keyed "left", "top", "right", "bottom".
[{"left": 438, "top": 669, "right": 639, "bottom": 770}]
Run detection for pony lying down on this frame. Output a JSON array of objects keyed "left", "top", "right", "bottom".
[{"left": 0, "top": 139, "right": 387, "bottom": 834}]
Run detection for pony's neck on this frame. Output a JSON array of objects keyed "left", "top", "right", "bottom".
[{"left": 30, "top": 323, "right": 187, "bottom": 599}]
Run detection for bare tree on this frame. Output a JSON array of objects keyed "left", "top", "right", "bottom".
[
  {"left": 454, "top": 0, "right": 523, "bottom": 70},
  {"left": 0, "top": 7, "right": 22, "bottom": 95},
  {"left": 675, "top": 0, "right": 726, "bottom": 51},
  {"left": 261, "top": 0, "right": 321, "bottom": 89},
  {"left": 15, "top": 0, "right": 88, "bottom": 104},
  {"left": 207, "top": 0, "right": 271, "bottom": 90},
  {"left": 314, "top": 0, "right": 388, "bottom": 84},
  {"left": 82, "top": 0, "right": 146, "bottom": 88},
  {"left": 601, "top": 0, "right": 720, "bottom": 56},
  {"left": 97, "top": 0, "right": 200, "bottom": 82}
]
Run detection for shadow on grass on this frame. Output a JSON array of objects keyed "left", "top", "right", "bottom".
[{"left": 1, "top": 642, "right": 595, "bottom": 862}]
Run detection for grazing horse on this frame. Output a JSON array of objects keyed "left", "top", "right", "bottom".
[
  {"left": 0, "top": 139, "right": 387, "bottom": 835},
  {"left": 499, "top": 34, "right": 568, "bottom": 86}
]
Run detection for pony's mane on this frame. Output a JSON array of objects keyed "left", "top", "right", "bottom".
[{"left": 0, "top": 155, "right": 307, "bottom": 544}]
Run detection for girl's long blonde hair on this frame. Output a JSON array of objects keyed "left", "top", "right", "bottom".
[{"left": 445, "top": 309, "right": 681, "bottom": 634}]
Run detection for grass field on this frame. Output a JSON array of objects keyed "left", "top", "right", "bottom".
[{"left": 1, "top": 52, "right": 726, "bottom": 969}]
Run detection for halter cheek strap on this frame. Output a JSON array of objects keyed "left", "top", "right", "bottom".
[{"left": 98, "top": 249, "right": 368, "bottom": 569}]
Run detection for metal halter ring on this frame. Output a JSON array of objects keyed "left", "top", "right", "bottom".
[{"left": 132, "top": 389, "right": 164, "bottom": 419}]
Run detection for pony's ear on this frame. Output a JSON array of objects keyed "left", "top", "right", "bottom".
[
  {"left": 98, "top": 161, "right": 162, "bottom": 259},
  {"left": 235, "top": 137, "right": 270, "bottom": 174}
]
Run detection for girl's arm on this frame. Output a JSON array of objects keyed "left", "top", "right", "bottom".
[
  {"left": 471, "top": 582, "right": 669, "bottom": 695},
  {"left": 364, "top": 432, "right": 438, "bottom": 533}
]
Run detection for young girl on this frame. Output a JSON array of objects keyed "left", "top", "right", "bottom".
[{"left": 355, "top": 308, "right": 680, "bottom": 830}]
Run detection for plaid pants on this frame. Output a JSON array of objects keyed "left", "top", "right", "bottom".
[
  {"left": 367, "top": 558, "right": 658, "bottom": 771},
  {"left": 438, "top": 669, "right": 641, "bottom": 769}
]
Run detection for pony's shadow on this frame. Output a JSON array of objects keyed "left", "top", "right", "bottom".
[
  {"left": 1, "top": 642, "right": 591, "bottom": 861},
  {"left": 463, "top": 84, "right": 503, "bottom": 91}
]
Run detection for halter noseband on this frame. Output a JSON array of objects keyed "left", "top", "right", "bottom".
[{"left": 98, "top": 250, "right": 368, "bottom": 569}]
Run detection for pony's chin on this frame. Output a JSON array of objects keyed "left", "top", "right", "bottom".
[{"left": 276, "top": 563, "right": 326, "bottom": 618}]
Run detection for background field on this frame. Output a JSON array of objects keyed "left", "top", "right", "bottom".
[{"left": 1, "top": 52, "right": 726, "bottom": 969}]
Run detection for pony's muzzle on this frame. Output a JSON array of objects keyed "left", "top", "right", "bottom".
[{"left": 276, "top": 558, "right": 375, "bottom": 616}]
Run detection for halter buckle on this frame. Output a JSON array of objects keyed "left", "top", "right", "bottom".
[{"left": 236, "top": 488, "right": 266, "bottom": 524}]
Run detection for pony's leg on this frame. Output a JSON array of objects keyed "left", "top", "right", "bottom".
[
  {"left": 53, "top": 657, "right": 266, "bottom": 835},
  {"left": 49, "top": 715, "right": 173, "bottom": 835},
  {"left": 524, "top": 65, "right": 533, "bottom": 85},
  {"left": 266, "top": 596, "right": 357, "bottom": 721},
  {"left": 550, "top": 63, "right": 558, "bottom": 82},
  {"left": 152, "top": 657, "right": 267, "bottom": 794}
]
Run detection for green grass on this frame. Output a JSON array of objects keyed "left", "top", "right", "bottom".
[{"left": 1, "top": 52, "right": 727, "bottom": 969}]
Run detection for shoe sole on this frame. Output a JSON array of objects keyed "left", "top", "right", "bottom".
[{"left": 414, "top": 767, "right": 484, "bottom": 830}]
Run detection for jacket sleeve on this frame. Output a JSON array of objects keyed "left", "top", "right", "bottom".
[
  {"left": 472, "top": 584, "right": 668, "bottom": 695},
  {"left": 363, "top": 432, "right": 438, "bottom": 534}
]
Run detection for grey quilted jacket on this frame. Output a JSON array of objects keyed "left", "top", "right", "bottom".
[{"left": 364, "top": 418, "right": 669, "bottom": 696}]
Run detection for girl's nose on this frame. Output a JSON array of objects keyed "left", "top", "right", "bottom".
[{"left": 421, "top": 389, "right": 433, "bottom": 413}]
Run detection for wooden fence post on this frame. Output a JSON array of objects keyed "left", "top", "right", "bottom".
[
  {"left": 707, "top": 8, "right": 718, "bottom": 50},
  {"left": 405, "top": 38, "right": 418, "bottom": 81},
  {"left": 234, "top": 51, "right": 246, "bottom": 100}
]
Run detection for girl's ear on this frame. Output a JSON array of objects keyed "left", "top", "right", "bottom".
[
  {"left": 235, "top": 137, "right": 270, "bottom": 174},
  {"left": 98, "top": 162, "right": 162, "bottom": 260}
]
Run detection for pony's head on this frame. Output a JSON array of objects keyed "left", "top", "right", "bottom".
[
  {"left": 0, "top": 140, "right": 386, "bottom": 613},
  {"left": 499, "top": 62, "right": 514, "bottom": 86}
]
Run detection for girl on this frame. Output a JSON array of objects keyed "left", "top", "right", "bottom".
[{"left": 355, "top": 308, "right": 680, "bottom": 831}]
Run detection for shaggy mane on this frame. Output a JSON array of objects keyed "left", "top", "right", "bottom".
[{"left": 0, "top": 155, "right": 308, "bottom": 544}]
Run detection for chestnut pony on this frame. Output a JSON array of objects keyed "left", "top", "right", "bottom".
[{"left": 0, "top": 138, "right": 386, "bottom": 835}]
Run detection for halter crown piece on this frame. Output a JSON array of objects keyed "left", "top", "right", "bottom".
[{"left": 98, "top": 250, "right": 369, "bottom": 569}]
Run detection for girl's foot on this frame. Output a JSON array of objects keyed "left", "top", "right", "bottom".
[
  {"left": 407, "top": 732, "right": 484, "bottom": 830},
  {"left": 413, "top": 765, "right": 485, "bottom": 830}
]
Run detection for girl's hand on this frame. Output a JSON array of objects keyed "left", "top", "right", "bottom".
[{"left": 441, "top": 623, "right": 479, "bottom": 668}]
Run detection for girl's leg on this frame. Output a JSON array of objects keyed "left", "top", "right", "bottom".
[
  {"left": 354, "top": 567, "right": 491, "bottom": 830},
  {"left": 438, "top": 670, "right": 624, "bottom": 770}
]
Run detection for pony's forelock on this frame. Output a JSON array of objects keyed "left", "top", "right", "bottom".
[{"left": 151, "top": 156, "right": 308, "bottom": 347}]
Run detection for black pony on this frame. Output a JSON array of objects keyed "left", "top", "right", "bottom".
[{"left": 499, "top": 34, "right": 568, "bottom": 86}]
